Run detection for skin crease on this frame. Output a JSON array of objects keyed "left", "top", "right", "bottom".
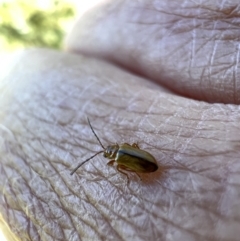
[{"left": 0, "top": 1, "right": 240, "bottom": 241}]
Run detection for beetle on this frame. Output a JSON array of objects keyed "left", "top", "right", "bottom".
[{"left": 70, "top": 118, "right": 158, "bottom": 182}]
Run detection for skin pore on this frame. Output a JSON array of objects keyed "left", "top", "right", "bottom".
[{"left": 0, "top": 0, "right": 240, "bottom": 240}]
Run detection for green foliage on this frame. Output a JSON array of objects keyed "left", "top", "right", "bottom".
[{"left": 0, "top": 0, "right": 75, "bottom": 50}]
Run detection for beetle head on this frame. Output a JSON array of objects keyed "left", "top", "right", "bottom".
[{"left": 104, "top": 144, "right": 119, "bottom": 159}]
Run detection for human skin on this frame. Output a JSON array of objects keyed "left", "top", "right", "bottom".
[{"left": 0, "top": 0, "right": 240, "bottom": 241}]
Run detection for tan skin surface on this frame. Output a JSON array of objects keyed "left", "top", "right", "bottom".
[{"left": 0, "top": 0, "right": 240, "bottom": 241}]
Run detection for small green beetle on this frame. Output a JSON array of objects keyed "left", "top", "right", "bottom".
[{"left": 70, "top": 118, "right": 158, "bottom": 181}]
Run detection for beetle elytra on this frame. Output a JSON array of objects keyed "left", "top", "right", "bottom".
[{"left": 70, "top": 118, "right": 158, "bottom": 182}]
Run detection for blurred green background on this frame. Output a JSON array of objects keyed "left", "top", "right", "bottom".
[
  {"left": 0, "top": 0, "right": 78, "bottom": 51},
  {"left": 0, "top": 0, "right": 100, "bottom": 78},
  {"left": 0, "top": 0, "right": 75, "bottom": 50},
  {"left": 0, "top": 0, "right": 100, "bottom": 51}
]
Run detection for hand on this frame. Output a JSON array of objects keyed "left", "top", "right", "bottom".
[{"left": 0, "top": 1, "right": 239, "bottom": 241}]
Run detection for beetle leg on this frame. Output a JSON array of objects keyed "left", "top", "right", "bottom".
[
  {"left": 134, "top": 172, "right": 142, "bottom": 181},
  {"left": 107, "top": 160, "right": 115, "bottom": 166},
  {"left": 123, "top": 143, "right": 140, "bottom": 148},
  {"left": 118, "top": 165, "right": 142, "bottom": 182},
  {"left": 117, "top": 165, "right": 130, "bottom": 184},
  {"left": 132, "top": 143, "right": 140, "bottom": 149}
]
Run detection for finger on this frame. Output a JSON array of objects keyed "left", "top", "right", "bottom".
[
  {"left": 0, "top": 49, "right": 239, "bottom": 241},
  {"left": 66, "top": 0, "right": 240, "bottom": 104}
]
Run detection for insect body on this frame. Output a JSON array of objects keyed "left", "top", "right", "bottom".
[{"left": 70, "top": 118, "right": 158, "bottom": 181}]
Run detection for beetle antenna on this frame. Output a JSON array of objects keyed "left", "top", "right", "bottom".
[
  {"left": 87, "top": 117, "right": 105, "bottom": 149},
  {"left": 70, "top": 150, "right": 104, "bottom": 175}
]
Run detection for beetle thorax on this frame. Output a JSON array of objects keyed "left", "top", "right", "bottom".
[{"left": 104, "top": 144, "right": 119, "bottom": 159}]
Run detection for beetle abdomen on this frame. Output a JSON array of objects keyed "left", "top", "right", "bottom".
[
  {"left": 116, "top": 153, "right": 158, "bottom": 172},
  {"left": 116, "top": 144, "right": 158, "bottom": 173}
]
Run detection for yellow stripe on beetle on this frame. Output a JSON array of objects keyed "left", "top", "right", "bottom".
[{"left": 70, "top": 118, "right": 158, "bottom": 182}]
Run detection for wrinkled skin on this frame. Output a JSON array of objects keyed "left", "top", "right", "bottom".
[{"left": 0, "top": 0, "right": 240, "bottom": 241}]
